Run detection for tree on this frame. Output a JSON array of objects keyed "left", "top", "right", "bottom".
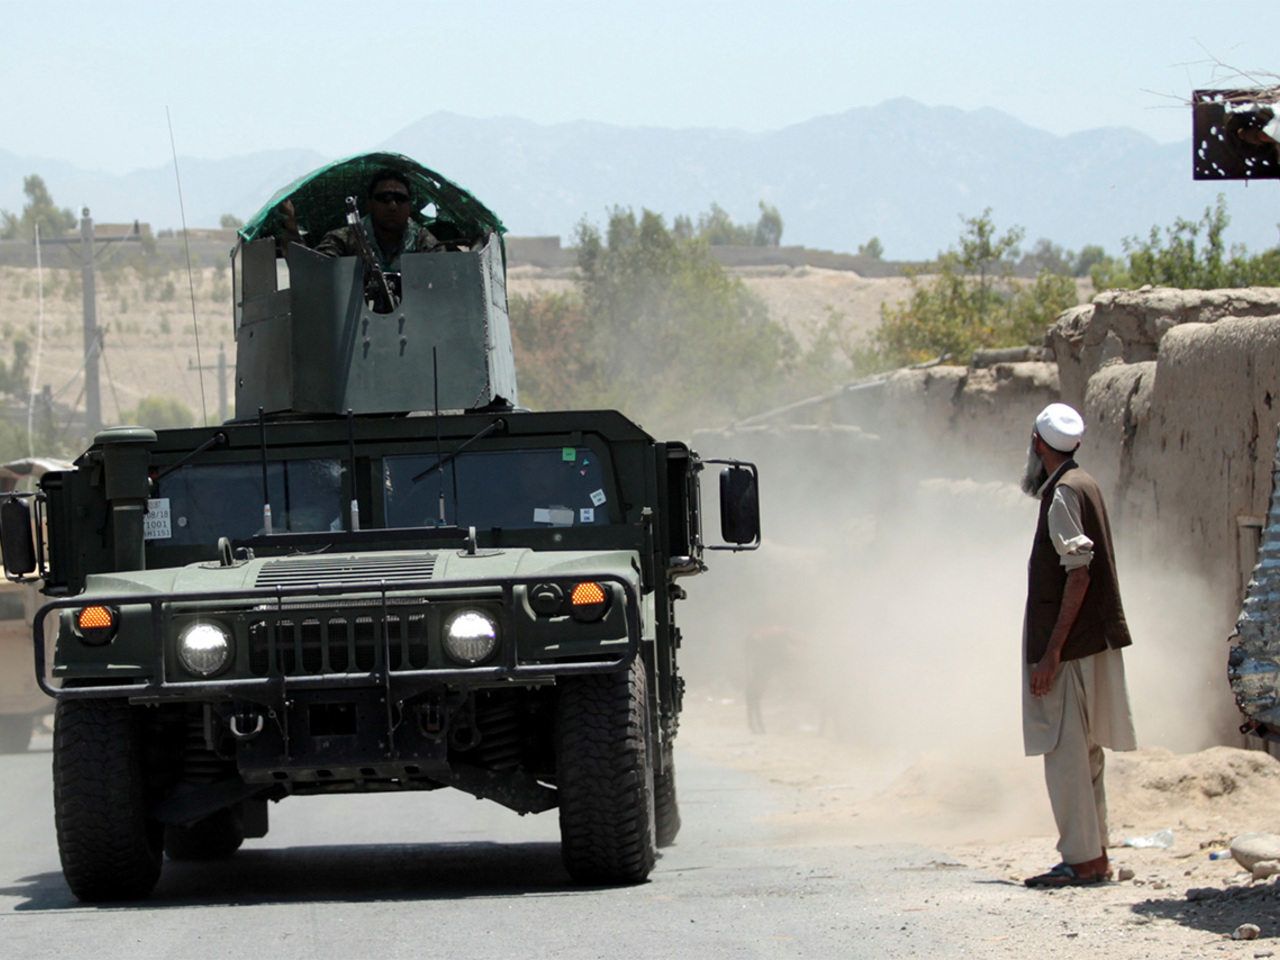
[
  {"left": 219, "top": 213, "right": 245, "bottom": 230},
  {"left": 122, "top": 396, "right": 194, "bottom": 430},
  {"left": 1021, "top": 238, "right": 1074, "bottom": 276},
  {"left": 0, "top": 340, "right": 30, "bottom": 397},
  {"left": 0, "top": 175, "right": 77, "bottom": 241},
  {"left": 566, "top": 207, "right": 794, "bottom": 432},
  {"left": 507, "top": 291, "right": 601, "bottom": 410},
  {"left": 857, "top": 237, "right": 884, "bottom": 260},
  {"left": 753, "top": 201, "right": 783, "bottom": 247},
  {"left": 1074, "top": 244, "right": 1107, "bottom": 278},
  {"left": 866, "top": 209, "right": 1076, "bottom": 369},
  {"left": 690, "top": 201, "right": 784, "bottom": 246},
  {"left": 1116, "top": 194, "right": 1280, "bottom": 290},
  {"left": 696, "top": 203, "right": 755, "bottom": 245}
]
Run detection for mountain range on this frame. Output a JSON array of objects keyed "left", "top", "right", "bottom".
[{"left": 2, "top": 99, "right": 1275, "bottom": 261}]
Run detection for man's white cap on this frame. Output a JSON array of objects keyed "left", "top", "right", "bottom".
[{"left": 1035, "top": 403, "right": 1084, "bottom": 453}]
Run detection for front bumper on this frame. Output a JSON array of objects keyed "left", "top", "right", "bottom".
[{"left": 35, "top": 573, "right": 640, "bottom": 704}]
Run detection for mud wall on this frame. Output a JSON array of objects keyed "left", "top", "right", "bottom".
[
  {"left": 1060, "top": 293, "right": 1280, "bottom": 601},
  {"left": 689, "top": 287, "right": 1280, "bottom": 750}
]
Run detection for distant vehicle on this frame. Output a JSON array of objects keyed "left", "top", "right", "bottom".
[
  {"left": 0, "top": 458, "right": 70, "bottom": 752},
  {"left": 1, "top": 153, "right": 759, "bottom": 901}
]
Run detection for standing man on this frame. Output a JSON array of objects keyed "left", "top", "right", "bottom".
[{"left": 1020, "top": 403, "right": 1137, "bottom": 888}]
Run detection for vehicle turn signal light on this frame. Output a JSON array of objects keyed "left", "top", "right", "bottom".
[
  {"left": 570, "top": 581, "right": 608, "bottom": 622},
  {"left": 77, "top": 606, "right": 114, "bottom": 630},
  {"left": 74, "top": 605, "right": 117, "bottom": 645}
]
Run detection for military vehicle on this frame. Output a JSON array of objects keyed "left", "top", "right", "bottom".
[
  {"left": 0, "top": 458, "right": 69, "bottom": 752},
  {"left": 0, "top": 153, "right": 759, "bottom": 901}
]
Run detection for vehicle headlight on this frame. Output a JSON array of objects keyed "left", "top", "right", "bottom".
[
  {"left": 442, "top": 610, "right": 498, "bottom": 665},
  {"left": 177, "top": 622, "right": 232, "bottom": 677}
]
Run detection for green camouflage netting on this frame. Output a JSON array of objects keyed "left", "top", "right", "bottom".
[{"left": 238, "top": 152, "right": 505, "bottom": 245}]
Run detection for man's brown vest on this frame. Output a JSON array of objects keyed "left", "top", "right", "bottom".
[{"left": 1026, "top": 463, "right": 1132, "bottom": 664}]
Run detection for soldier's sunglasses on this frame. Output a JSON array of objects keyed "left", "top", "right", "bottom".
[{"left": 373, "top": 191, "right": 412, "bottom": 205}]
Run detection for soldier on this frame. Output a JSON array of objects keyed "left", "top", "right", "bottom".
[
  {"left": 1019, "top": 403, "right": 1137, "bottom": 889},
  {"left": 275, "top": 169, "right": 445, "bottom": 269}
]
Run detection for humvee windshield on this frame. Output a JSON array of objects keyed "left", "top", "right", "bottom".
[
  {"left": 142, "top": 446, "right": 611, "bottom": 549},
  {"left": 384, "top": 447, "right": 611, "bottom": 530},
  {"left": 148, "top": 459, "right": 345, "bottom": 545}
]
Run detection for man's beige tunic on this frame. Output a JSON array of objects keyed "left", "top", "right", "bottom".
[{"left": 1022, "top": 466, "right": 1136, "bottom": 864}]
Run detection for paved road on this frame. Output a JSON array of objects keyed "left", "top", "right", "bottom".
[{"left": 0, "top": 729, "right": 1014, "bottom": 959}]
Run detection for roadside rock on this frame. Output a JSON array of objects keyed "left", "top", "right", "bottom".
[
  {"left": 1233, "top": 923, "right": 1262, "bottom": 940},
  {"left": 1252, "top": 860, "right": 1280, "bottom": 880},
  {"left": 1232, "top": 833, "right": 1280, "bottom": 870}
]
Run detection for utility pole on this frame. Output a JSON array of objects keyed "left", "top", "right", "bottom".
[
  {"left": 79, "top": 209, "right": 101, "bottom": 436},
  {"left": 46, "top": 212, "right": 142, "bottom": 441}
]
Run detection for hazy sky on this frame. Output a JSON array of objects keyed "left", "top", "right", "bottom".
[{"left": 4, "top": 0, "right": 1278, "bottom": 174}]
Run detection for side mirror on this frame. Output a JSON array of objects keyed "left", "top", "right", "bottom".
[
  {"left": 719, "top": 466, "right": 760, "bottom": 547},
  {"left": 0, "top": 497, "right": 36, "bottom": 578}
]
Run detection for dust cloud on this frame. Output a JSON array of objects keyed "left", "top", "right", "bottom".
[{"left": 679, "top": 429, "right": 1244, "bottom": 838}]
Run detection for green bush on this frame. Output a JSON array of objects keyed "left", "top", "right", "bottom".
[
  {"left": 1114, "top": 194, "right": 1280, "bottom": 290},
  {"left": 121, "top": 396, "right": 194, "bottom": 430},
  {"left": 862, "top": 210, "right": 1077, "bottom": 370}
]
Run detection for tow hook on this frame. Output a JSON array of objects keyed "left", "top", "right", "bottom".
[
  {"left": 229, "top": 710, "right": 265, "bottom": 740},
  {"left": 416, "top": 696, "right": 447, "bottom": 739}
]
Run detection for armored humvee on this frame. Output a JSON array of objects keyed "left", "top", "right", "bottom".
[
  {"left": 0, "top": 153, "right": 759, "bottom": 901},
  {"left": 0, "top": 458, "right": 69, "bottom": 752}
]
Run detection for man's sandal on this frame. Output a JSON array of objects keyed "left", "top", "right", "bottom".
[{"left": 1024, "top": 862, "right": 1107, "bottom": 888}]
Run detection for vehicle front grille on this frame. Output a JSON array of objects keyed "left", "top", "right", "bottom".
[
  {"left": 255, "top": 554, "right": 437, "bottom": 588},
  {"left": 247, "top": 608, "right": 430, "bottom": 677}
]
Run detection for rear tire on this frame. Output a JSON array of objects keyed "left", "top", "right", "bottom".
[
  {"left": 556, "top": 658, "right": 656, "bottom": 884},
  {"left": 164, "top": 807, "right": 245, "bottom": 861},
  {"left": 0, "top": 714, "right": 32, "bottom": 753},
  {"left": 54, "top": 698, "right": 163, "bottom": 902},
  {"left": 654, "top": 741, "right": 681, "bottom": 848}
]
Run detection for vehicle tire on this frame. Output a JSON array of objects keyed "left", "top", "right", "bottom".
[
  {"left": 164, "top": 807, "right": 245, "bottom": 861},
  {"left": 0, "top": 714, "right": 32, "bottom": 753},
  {"left": 556, "top": 658, "right": 656, "bottom": 884},
  {"left": 654, "top": 741, "right": 681, "bottom": 848},
  {"left": 53, "top": 697, "right": 163, "bottom": 902}
]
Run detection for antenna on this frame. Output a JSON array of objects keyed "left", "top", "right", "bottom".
[
  {"left": 433, "top": 347, "right": 445, "bottom": 524},
  {"left": 26, "top": 224, "right": 45, "bottom": 457},
  {"left": 347, "top": 409, "right": 360, "bottom": 531},
  {"left": 258, "top": 406, "right": 272, "bottom": 535},
  {"left": 166, "top": 107, "right": 209, "bottom": 427}
]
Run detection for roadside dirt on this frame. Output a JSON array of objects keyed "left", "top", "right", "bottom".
[{"left": 680, "top": 691, "right": 1280, "bottom": 957}]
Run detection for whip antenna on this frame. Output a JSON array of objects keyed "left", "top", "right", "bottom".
[
  {"left": 26, "top": 223, "right": 45, "bottom": 457},
  {"left": 166, "top": 107, "right": 209, "bottom": 426}
]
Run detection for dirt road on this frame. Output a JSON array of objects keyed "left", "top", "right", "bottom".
[{"left": 681, "top": 691, "right": 1280, "bottom": 956}]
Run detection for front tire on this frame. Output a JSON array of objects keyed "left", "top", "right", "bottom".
[
  {"left": 556, "top": 658, "right": 656, "bottom": 884},
  {"left": 654, "top": 741, "right": 681, "bottom": 848},
  {"left": 54, "top": 698, "right": 163, "bottom": 901}
]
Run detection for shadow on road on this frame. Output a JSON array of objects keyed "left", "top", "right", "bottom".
[
  {"left": 3, "top": 839, "right": 585, "bottom": 911},
  {"left": 1129, "top": 881, "right": 1280, "bottom": 939}
]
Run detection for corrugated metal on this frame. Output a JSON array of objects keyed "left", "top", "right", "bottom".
[{"left": 1230, "top": 429, "right": 1280, "bottom": 726}]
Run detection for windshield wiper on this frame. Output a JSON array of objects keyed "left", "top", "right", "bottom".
[
  {"left": 410, "top": 418, "right": 506, "bottom": 484},
  {"left": 154, "top": 431, "right": 229, "bottom": 482}
]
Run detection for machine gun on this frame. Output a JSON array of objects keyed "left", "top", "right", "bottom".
[{"left": 344, "top": 196, "right": 400, "bottom": 313}]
